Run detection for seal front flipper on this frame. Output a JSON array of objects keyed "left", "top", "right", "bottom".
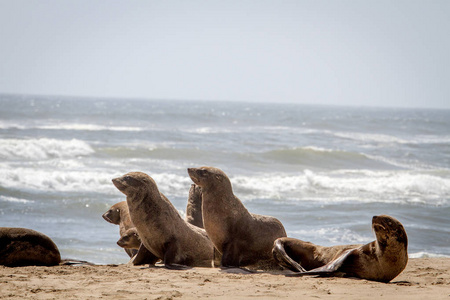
[
  {"left": 131, "top": 244, "right": 159, "bottom": 266},
  {"left": 272, "top": 238, "right": 306, "bottom": 272},
  {"left": 162, "top": 240, "right": 193, "bottom": 270},
  {"left": 287, "top": 248, "right": 356, "bottom": 277}
]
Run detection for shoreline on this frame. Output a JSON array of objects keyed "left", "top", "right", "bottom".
[{"left": 1, "top": 258, "right": 449, "bottom": 299}]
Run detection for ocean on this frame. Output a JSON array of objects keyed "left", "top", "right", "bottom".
[{"left": 0, "top": 94, "right": 449, "bottom": 264}]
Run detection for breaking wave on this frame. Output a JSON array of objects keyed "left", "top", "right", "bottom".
[{"left": 0, "top": 138, "right": 94, "bottom": 160}]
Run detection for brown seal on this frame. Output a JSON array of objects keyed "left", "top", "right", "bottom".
[
  {"left": 188, "top": 166, "right": 287, "bottom": 270},
  {"left": 272, "top": 215, "right": 408, "bottom": 282},
  {"left": 185, "top": 184, "right": 203, "bottom": 228},
  {"left": 102, "top": 201, "right": 137, "bottom": 257},
  {"left": 0, "top": 227, "right": 61, "bottom": 266},
  {"left": 117, "top": 228, "right": 141, "bottom": 250},
  {"left": 112, "top": 171, "right": 217, "bottom": 269}
]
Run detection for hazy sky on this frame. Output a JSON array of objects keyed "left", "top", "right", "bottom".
[{"left": 1, "top": 1, "right": 449, "bottom": 108}]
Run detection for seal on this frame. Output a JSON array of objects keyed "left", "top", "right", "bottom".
[
  {"left": 185, "top": 184, "right": 203, "bottom": 228},
  {"left": 117, "top": 227, "right": 141, "bottom": 250},
  {"left": 272, "top": 215, "right": 408, "bottom": 282},
  {"left": 0, "top": 227, "right": 61, "bottom": 266},
  {"left": 102, "top": 201, "right": 137, "bottom": 257},
  {"left": 188, "top": 166, "right": 287, "bottom": 270},
  {"left": 112, "top": 171, "right": 217, "bottom": 269}
]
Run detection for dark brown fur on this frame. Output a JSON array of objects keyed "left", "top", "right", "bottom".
[
  {"left": 0, "top": 227, "right": 61, "bottom": 267},
  {"left": 188, "top": 166, "right": 287, "bottom": 270},
  {"left": 186, "top": 184, "right": 203, "bottom": 228},
  {"left": 112, "top": 172, "right": 216, "bottom": 269},
  {"left": 272, "top": 215, "right": 408, "bottom": 282}
]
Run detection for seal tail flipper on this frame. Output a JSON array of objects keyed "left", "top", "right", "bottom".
[
  {"left": 287, "top": 248, "right": 356, "bottom": 277},
  {"left": 272, "top": 239, "right": 306, "bottom": 272}
]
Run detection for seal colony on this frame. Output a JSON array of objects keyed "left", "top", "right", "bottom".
[{"left": 2, "top": 166, "right": 409, "bottom": 283}]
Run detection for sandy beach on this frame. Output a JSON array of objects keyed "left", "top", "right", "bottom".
[{"left": 0, "top": 258, "right": 448, "bottom": 299}]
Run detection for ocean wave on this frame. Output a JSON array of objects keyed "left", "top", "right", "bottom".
[
  {"left": 0, "top": 167, "right": 192, "bottom": 196},
  {"left": 39, "top": 123, "right": 144, "bottom": 132},
  {"left": 0, "top": 167, "right": 116, "bottom": 194},
  {"left": 259, "top": 147, "right": 396, "bottom": 170},
  {"left": 232, "top": 169, "right": 450, "bottom": 205},
  {"left": 289, "top": 227, "right": 373, "bottom": 245},
  {"left": 409, "top": 252, "right": 450, "bottom": 258},
  {"left": 0, "top": 121, "right": 144, "bottom": 132},
  {"left": 332, "top": 131, "right": 409, "bottom": 144},
  {"left": 1, "top": 161, "right": 448, "bottom": 206},
  {"left": 331, "top": 130, "right": 450, "bottom": 146},
  {"left": 0, "top": 195, "right": 34, "bottom": 204},
  {"left": 0, "top": 138, "right": 94, "bottom": 160}
]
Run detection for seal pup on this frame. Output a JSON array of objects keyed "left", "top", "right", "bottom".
[
  {"left": 188, "top": 166, "right": 287, "bottom": 270},
  {"left": 102, "top": 201, "right": 137, "bottom": 258},
  {"left": 185, "top": 184, "right": 203, "bottom": 228},
  {"left": 0, "top": 227, "right": 61, "bottom": 266},
  {"left": 272, "top": 215, "right": 408, "bottom": 282},
  {"left": 117, "top": 228, "right": 141, "bottom": 250},
  {"left": 112, "top": 171, "right": 217, "bottom": 269}
]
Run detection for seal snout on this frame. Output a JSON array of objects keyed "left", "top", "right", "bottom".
[
  {"left": 112, "top": 177, "right": 125, "bottom": 189},
  {"left": 187, "top": 168, "right": 200, "bottom": 183},
  {"left": 102, "top": 211, "right": 112, "bottom": 223}
]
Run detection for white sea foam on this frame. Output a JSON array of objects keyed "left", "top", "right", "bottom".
[
  {"left": 330, "top": 130, "right": 450, "bottom": 146},
  {"left": 332, "top": 131, "right": 409, "bottom": 144},
  {"left": 184, "top": 127, "right": 234, "bottom": 134},
  {"left": 38, "top": 123, "right": 144, "bottom": 132},
  {"left": 0, "top": 138, "right": 94, "bottom": 160},
  {"left": 409, "top": 252, "right": 450, "bottom": 258},
  {"left": 0, "top": 195, "right": 34, "bottom": 204},
  {"left": 289, "top": 227, "right": 373, "bottom": 245},
  {"left": 0, "top": 167, "right": 116, "bottom": 194},
  {"left": 0, "top": 121, "right": 144, "bottom": 132},
  {"left": 231, "top": 170, "right": 450, "bottom": 205}
]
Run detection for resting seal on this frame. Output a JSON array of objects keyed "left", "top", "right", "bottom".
[
  {"left": 188, "top": 166, "right": 287, "bottom": 270},
  {"left": 0, "top": 227, "right": 61, "bottom": 266},
  {"left": 272, "top": 215, "right": 408, "bottom": 282},
  {"left": 112, "top": 171, "right": 217, "bottom": 269},
  {"left": 186, "top": 184, "right": 203, "bottom": 228}
]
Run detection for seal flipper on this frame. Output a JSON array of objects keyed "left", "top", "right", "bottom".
[
  {"left": 131, "top": 244, "right": 159, "bottom": 266},
  {"left": 162, "top": 240, "right": 192, "bottom": 270},
  {"left": 288, "top": 248, "right": 356, "bottom": 277},
  {"left": 272, "top": 239, "right": 306, "bottom": 272},
  {"left": 165, "top": 263, "right": 192, "bottom": 270},
  {"left": 60, "top": 259, "right": 95, "bottom": 266}
]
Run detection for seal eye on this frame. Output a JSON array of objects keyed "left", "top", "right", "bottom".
[{"left": 124, "top": 176, "right": 141, "bottom": 187}]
